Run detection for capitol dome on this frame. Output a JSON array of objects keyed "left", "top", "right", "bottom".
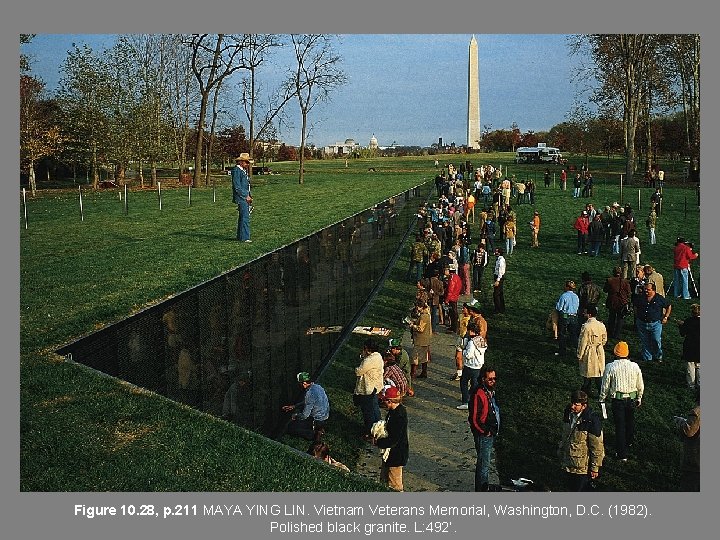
[{"left": 369, "top": 135, "right": 378, "bottom": 149}]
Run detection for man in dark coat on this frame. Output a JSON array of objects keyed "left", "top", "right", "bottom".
[
  {"left": 604, "top": 267, "right": 631, "bottom": 339},
  {"left": 375, "top": 386, "right": 409, "bottom": 491},
  {"left": 679, "top": 303, "right": 700, "bottom": 389},
  {"left": 468, "top": 366, "right": 500, "bottom": 491}
]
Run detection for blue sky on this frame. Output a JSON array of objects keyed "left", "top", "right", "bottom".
[{"left": 23, "top": 34, "right": 589, "bottom": 148}]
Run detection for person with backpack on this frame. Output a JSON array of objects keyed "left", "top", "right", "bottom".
[{"left": 456, "top": 321, "right": 488, "bottom": 410}]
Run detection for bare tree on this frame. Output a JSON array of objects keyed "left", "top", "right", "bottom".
[
  {"left": 236, "top": 34, "right": 294, "bottom": 162},
  {"left": 665, "top": 35, "right": 700, "bottom": 176},
  {"left": 166, "top": 35, "right": 198, "bottom": 181},
  {"left": 186, "top": 34, "right": 247, "bottom": 187},
  {"left": 288, "top": 34, "right": 347, "bottom": 184},
  {"left": 570, "top": 34, "right": 661, "bottom": 184}
]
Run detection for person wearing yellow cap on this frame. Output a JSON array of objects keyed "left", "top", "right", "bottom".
[{"left": 599, "top": 342, "right": 645, "bottom": 462}]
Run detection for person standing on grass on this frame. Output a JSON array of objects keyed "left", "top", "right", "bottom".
[
  {"left": 678, "top": 303, "right": 700, "bottom": 390},
  {"left": 604, "top": 266, "right": 631, "bottom": 340},
  {"left": 620, "top": 229, "right": 641, "bottom": 279},
  {"left": 576, "top": 306, "right": 607, "bottom": 397},
  {"left": 471, "top": 240, "right": 489, "bottom": 293},
  {"left": 573, "top": 211, "right": 590, "bottom": 255},
  {"left": 492, "top": 248, "right": 506, "bottom": 314},
  {"left": 503, "top": 215, "right": 516, "bottom": 256},
  {"left": 633, "top": 282, "right": 671, "bottom": 363},
  {"left": 646, "top": 208, "right": 657, "bottom": 245},
  {"left": 408, "top": 234, "right": 428, "bottom": 283},
  {"left": 468, "top": 366, "right": 500, "bottom": 492},
  {"left": 231, "top": 153, "right": 253, "bottom": 242},
  {"left": 444, "top": 265, "right": 463, "bottom": 333},
  {"left": 530, "top": 211, "right": 541, "bottom": 248},
  {"left": 374, "top": 386, "right": 409, "bottom": 492},
  {"left": 555, "top": 280, "right": 580, "bottom": 357},
  {"left": 674, "top": 388, "right": 700, "bottom": 491},
  {"left": 673, "top": 237, "right": 699, "bottom": 299},
  {"left": 643, "top": 264, "right": 665, "bottom": 297},
  {"left": 558, "top": 390, "right": 604, "bottom": 492},
  {"left": 588, "top": 214, "right": 604, "bottom": 257},
  {"left": 599, "top": 341, "right": 644, "bottom": 462}
]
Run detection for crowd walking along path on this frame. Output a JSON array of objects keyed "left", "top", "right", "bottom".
[{"left": 353, "top": 294, "right": 498, "bottom": 492}]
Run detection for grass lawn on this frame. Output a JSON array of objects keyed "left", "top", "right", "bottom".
[{"left": 20, "top": 153, "right": 700, "bottom": 491}]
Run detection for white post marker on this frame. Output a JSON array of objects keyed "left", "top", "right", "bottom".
[
  {"left": 124, "top": 184, "right": 128, "bottom": 214},
  {"left": 158, "top": 181, "right": 162, "bottom": 210},
  {"left": 188, "top": 183, "right": 191, "bottom": 206},
  {"left": 22, "top": 188, "right": 28, "bottom": 229},
  {"left": 79, "top": 185, "right": 84, "bottom": 221},
  {"left": 620, "top": 174, "right": 624, "bottom": 205}
]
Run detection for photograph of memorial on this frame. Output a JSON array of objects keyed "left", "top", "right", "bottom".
[{"left": 20, "top": 34, "right": 700, "bottom": 493}]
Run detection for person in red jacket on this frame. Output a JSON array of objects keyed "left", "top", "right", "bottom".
[
  {"left": 573, "top": 211, "right": 590, "bottom": 255},
  {"left": 673, "top": 237, "right": 699, "bottom": 299},
  {"left": 443, "top": 265, "right": 463, "bottom": 333},
  {"left": 468, "top": 366, "right": 499, "bottom": 491}
]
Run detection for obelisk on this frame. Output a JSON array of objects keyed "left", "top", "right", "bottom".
[{"left": 467, "top": 35, "right": 480, "bottom": 149}]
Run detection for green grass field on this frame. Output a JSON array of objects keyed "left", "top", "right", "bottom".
[{"left": 20, "top": 153, "right": 700, "bottom": 491}]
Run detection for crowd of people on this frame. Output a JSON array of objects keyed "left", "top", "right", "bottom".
[{"left": 275, "top": 161, "right": 699, "bottom": 493}]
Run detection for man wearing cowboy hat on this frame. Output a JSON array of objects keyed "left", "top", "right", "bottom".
[
  {"left": 232, "top": 153, "right": 254, "bottom": 242},
  {"left": 599, "top": 341, "right": 645, "bottom": 462}
]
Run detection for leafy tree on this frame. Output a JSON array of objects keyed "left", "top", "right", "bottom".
[
  {"left": 663, "top": 35, "right": 700, "bottom": 175},
  {"left": 510, "top": 122, "right": 521, "bottom": 151},
  {"left": 571, "top": 34, "right": 662, "bottom": 183},
  {"left": 56, "top": 43, "right": 112, "bottom": 189},
  {"left": 120, "top": 34, "right": 179, "bottom": 186},
  {"left": 20, "top": 75, "right": 62, "bottom": 195},
  {"left": 277, "top": 143, "right": 297, "bottom": 162},
  {"left": 20, "top": 34, "right": 35, "bottom": 74},
  {"left": 288, "top": 34, "right": 347, "bottom": 184}
]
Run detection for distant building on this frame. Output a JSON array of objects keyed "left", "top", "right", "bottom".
[
  {"left": 323, "top": 138, "right": 362, "bottom": 156},
  {"left": 369, "top": 134, "right": 378, "bottom": 150}
]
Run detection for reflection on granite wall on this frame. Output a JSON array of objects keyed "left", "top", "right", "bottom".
[{"left": 57, "top": 185, "right": 429, "bottom": 435}]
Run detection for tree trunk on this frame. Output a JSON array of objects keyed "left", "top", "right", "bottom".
[
  {"left": 299, "top": 111, "right": 307, "bottom": 185},
  {"left": 151, "top": 159, "right": 157, "bottom": 187},
  {"left": 29, "top": 160, "right": 37, "bottom": 197},
  {"left": 193, "top": 95, "right": 209, "bottom": 188},
  {"left": 92, "top": 143, "right": 99, "bottom": 189}
]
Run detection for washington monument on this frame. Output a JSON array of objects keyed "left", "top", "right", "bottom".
[{"left": 467, "top": 35, "right": 481, "bottom": 149}]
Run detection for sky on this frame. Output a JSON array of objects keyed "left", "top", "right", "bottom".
[{"left": 22, "top": 34, "right": 589, "bottom": 148}]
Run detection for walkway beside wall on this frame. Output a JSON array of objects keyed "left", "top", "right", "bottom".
[{"left": 353, "top": 307, "right": 499, "bottom": 492}]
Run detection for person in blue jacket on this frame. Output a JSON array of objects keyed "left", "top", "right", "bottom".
[{"left": 232, "top": 153, "right": 253, "bottom": 242}]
